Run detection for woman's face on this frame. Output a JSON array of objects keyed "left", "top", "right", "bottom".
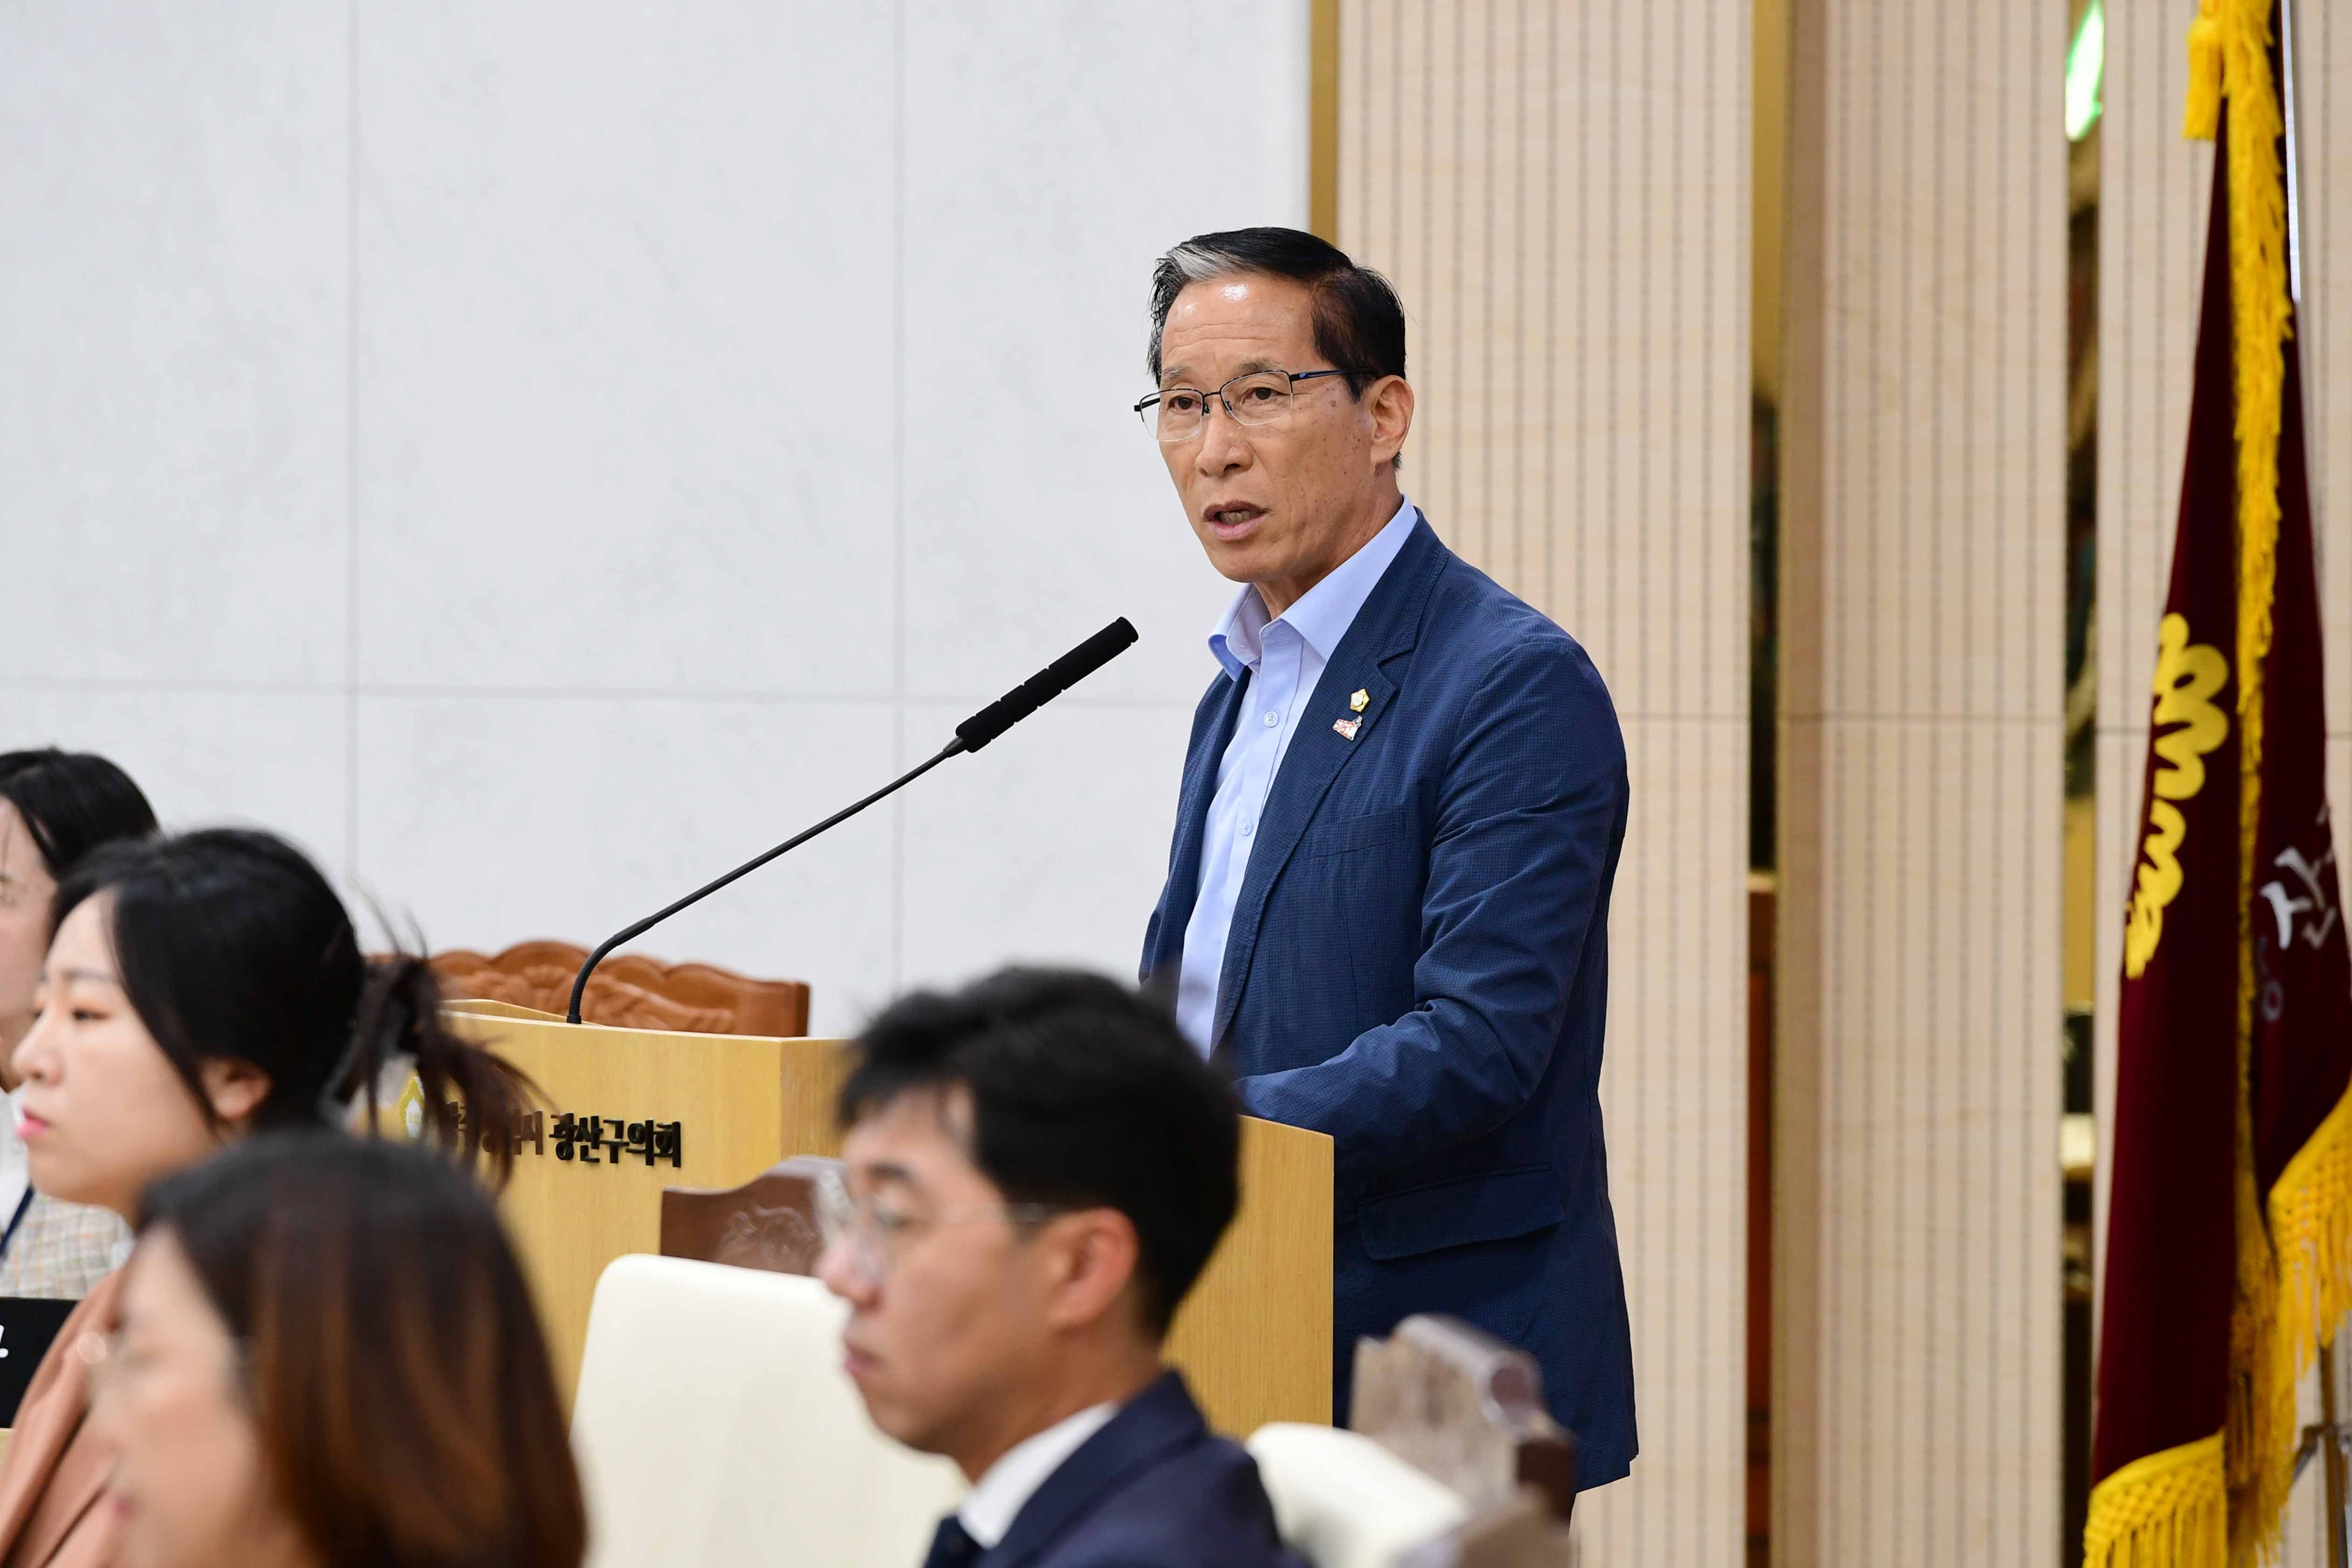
[
  {"left": 11, "top": 897, "right": 238, "bottom": 1217},
  {"left": 93, "top": 1230, "right": 319, "bottom": 1568},
  {"left": 0, "top": 801, "right": 59, "bottom": 1082}
]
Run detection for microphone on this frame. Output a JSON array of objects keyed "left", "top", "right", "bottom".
[
  {"left": 954, "top": 616, "right": 1140, "bottom": 752},
  {"left": 565, "top": 617, "right": 1139, "bottom": 1023}
]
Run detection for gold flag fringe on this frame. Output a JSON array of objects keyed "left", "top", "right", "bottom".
[
  {"left": 2263, "top": 1087, "right": 2352, "bottom": 1531},
  {"left": 2226, "top": 1165, "right": 2289, "bottom": 1568},
  {"left": 2088, "top": 1435, "right": 2230, "bottom": 1568},
  {"left": 2197, "top": 0, "right": 2295, "bottom": 1562},
  {"left": 2185, "top": 8, "right": 2223, "bottom": 139},
  {"left": 2210, "top": 0, "right": 2289, "bottom": 1559},
  {"left": 2272, "top": 1093, "right": 2352, "bottom": 1378},
  {"left": 2094, "top": 3, "right": 2305, "bottom": 1565}
]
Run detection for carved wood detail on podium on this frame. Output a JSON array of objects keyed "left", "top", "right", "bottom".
[
  {"left": 659, "top": 1156, "right": 841, "bottom": 1276},
  {"left": 432, "top": 940, "right": 809, "bottom": 1037}
]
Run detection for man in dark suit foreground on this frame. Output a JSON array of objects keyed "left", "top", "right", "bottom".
[
  {"left": 817, "top": 969, "right": 1304, "bottom": 1568},
  {"left": 1137, "top": 227, "right": 1635, "bottom": 1486}
]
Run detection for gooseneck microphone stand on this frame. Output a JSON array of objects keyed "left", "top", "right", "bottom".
[{"left": 566, "top": 617, "right": 1139, "bottom": 1024}]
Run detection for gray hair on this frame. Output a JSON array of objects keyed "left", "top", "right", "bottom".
[{"left": 1145, "top": 227, "right": 1406, "bottom": 396}]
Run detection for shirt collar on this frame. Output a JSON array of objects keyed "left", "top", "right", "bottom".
[
  {"left": 956, "top": 1400, "right": 1120, "bottom": 1549},
  {"left": 1207, "top": 496, "right": 1420, "bottom": 681}
]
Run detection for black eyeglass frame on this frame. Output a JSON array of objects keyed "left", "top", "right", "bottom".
[{"left": 1133, "top": 367, "right": 1373, "bottom": 438}]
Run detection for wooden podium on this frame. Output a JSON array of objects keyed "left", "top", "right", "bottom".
[{"left": 443, "top": 1002, "right": 1334, "bottom": 1437}]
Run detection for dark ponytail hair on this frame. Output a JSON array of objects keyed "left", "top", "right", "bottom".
[
  {"left": 0, "top": 748, "right": 158, "bottom": 883},
  {"left": 52, "top": 829, "right": 533, "bottom": 1182}
]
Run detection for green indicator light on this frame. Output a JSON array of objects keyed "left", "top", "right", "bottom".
[{"left": 2066, "top": 0, "right": 2106, "bottom": 142}]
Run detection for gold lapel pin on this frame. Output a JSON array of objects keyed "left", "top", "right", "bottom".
[
  {"left": 1333, "top": 718, "right": 1361, "bottom": 740},
  {"left": 1349, "top": 688, "right": 1370, "bottom": 712}
]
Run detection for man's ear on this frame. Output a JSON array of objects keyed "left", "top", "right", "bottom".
[
  {"left": 1367, "top": 374, "right": 1415, "bottom": 468},
  {"left": 197, "top": 1056, "right": 273, "bottom": 1130},
  {"left": 1038, "top": 1208, "right": 1145, "bottom": 1335}
]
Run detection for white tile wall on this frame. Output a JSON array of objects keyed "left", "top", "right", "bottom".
[
  {"left": 897, "top": 697, "right": 1193, "bottom": 999},
  {"left": 0, "top": 2, "right": 350, "bottom": 687},
  {"left": 898, "top": 6, "right": 1297, "bottom": 704},
  {"left": 2, "top": 1, "right": 1308, "bottom": 1038},
  {"left": 353, "top": 0, "right": 902, "bottom": 698},
  {"left": 350, "top": 694, "right": 901, "bottom": 1020},
  {"left": 0, "top": 690, "right": 351, "bottom": 871}
]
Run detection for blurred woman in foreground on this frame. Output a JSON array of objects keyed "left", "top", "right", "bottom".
[
  {"left": 87, "top": 1135, "right": 585, "bottom": 1568},
  {"left": 0, "top": 828, "right": 530, "bottom": 1567},
  {"left": 0, "top": 750, "right": 158, "bottom": 1297}
]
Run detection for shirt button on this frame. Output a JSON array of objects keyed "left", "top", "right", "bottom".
[
  {"left": 1262, "top": 712, "right": 1279, "bottom": 727},
  {"left": 1241, "top": 820, "right": 1255, "bottom": 837}
]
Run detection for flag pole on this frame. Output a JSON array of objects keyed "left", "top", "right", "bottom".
[
  {"left": 2276, "top": 0, "right": 2347, "bottom": 1559},
  {"left": 2321, "top": 1340, "right": 2349, "bottom": 1568}
]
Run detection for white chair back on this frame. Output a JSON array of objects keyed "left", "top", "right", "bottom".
[
  {"left": 1246, "top": 1423, "right": 1470, "bottom": 1568},
  {"left": 572, "top": 1254, "right": 963, "bottom": 1568}
]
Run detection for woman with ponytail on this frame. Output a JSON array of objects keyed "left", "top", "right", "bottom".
[{"left": 0, "top": 828, "right": 533, "bottom": 1568}]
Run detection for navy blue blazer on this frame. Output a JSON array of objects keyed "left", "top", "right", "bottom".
[
  {"left": 1142, "top": 517, "right": 1636, "bottom": 1487},
  {"left": 972, "top": 1371, "right": 1304, "bottom": 1568}
]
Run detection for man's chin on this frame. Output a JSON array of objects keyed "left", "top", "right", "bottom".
[
  {"left": 1205, "top": 548, "right": 1290, "bottom": 597},
  {"left": 861, "top": 1394, "right": 947, "bottom": 1458},
  {"left": 1194, "top": 525, "right": 1278, "bottom": 578}
]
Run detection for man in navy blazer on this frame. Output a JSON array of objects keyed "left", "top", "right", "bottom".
[
  {"left": 1137, "top": 229, "right": 1636, "bottom": 1487},
  {"left": 936, "top": 1368, "right": 1303, "bottom": 1568},
  {"left": 818, "top": 969, "right": 1304, "bottom": 1568}
]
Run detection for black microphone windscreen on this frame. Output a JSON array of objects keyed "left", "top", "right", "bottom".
[{"left": 955, "top": 618, "right": 1138, "bottom": 753}]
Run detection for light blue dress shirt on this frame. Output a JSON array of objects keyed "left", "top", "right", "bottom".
[{"left": 1175, "top": 497, "right": 1420, "bottom": 1054}]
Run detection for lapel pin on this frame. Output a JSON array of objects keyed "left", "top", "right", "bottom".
[
  {"left": 1349, "top": 688, "right": 1370, "bottom": 712},
  {"left": 1333, "top": 718, "right": 1361, "bottom": 740}
]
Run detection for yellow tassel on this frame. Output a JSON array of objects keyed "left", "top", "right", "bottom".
[
  {"left": 2087, "top": 1435, "right": 2229, "bottom": 1568},
  {"left": 2204, "top": 0, "right": 2294, "bottom": 1559},
  {"left": 2261, "top": 1089, "right": 2352, "bottom": 1542},
  {"left": 2186, "top": 9, "right": 2224, "bottom": 140},
  {"left": 2225, "top": 1165, "right": 2291, "bottom": 1567},
  {"left": 2221, "top": 1084, "right": 2352, "bottom": 1568},
  {"left": 2272, "top": 1092, "right": 2352, "bottom": 1380}
]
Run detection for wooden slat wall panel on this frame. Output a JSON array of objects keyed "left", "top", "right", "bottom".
[
  {"left": 1333, "top": 2, "right": 1751, "bottom": 1561},
  {"left": 1776, "top": 0, "right": 2065, "bottom": 1561},
  {"left": 2307, "top": 3, "right": 2352, "bottom": 758},
  {"left": 2096, "top": 3, "right": 2352, "bottom": 1560}
]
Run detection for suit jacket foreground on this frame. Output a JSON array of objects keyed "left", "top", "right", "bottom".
[
  {"left": 1143, "top": 517, "right": 1637, "bottom": 1486},
  {"left": 973, "top": 1371, "right": 1304, "bottom": 1568}
]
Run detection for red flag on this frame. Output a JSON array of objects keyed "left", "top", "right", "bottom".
[
  {"left": 2087, "top": 1, "right": 2352, "bottom": 1563},
  {"left": 2242, "top": 221, "right": 2352, "bottom": 1554},
  {"left": 2088, "top": 98, "right": 2245, "bottom": 1567}
]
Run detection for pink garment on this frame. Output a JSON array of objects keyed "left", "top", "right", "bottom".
[{"left": 0, "top": 1269, "right": 127, "bottom": 1568}]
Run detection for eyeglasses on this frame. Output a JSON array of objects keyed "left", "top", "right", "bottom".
[
  {"left": 1134, "top": 368, "right": 1368, "bottom": 444},
  {"left": 815, "top": 1166, "right": 1063, "bottom": 1285}
]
